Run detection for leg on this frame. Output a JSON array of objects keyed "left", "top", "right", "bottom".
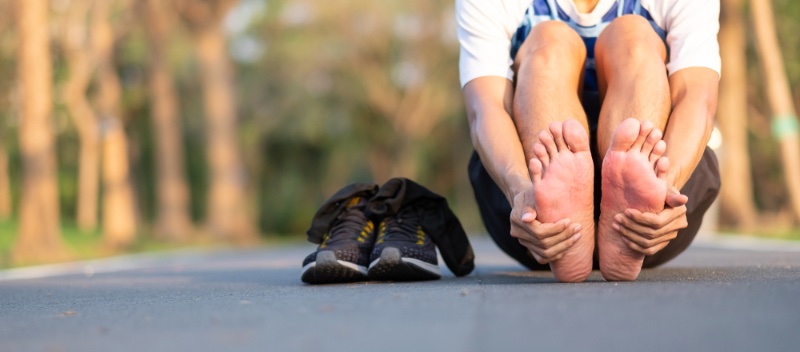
[
  {"left": 594, "top": 16, "right": 672, "bottom": 281},
  {"left": 595, "top": 15, "right": 671, "bottom": 157},
  {"left": 514, "top": 21, "right": 594, "bottom": 282},
  {"left": 513, "top": 21, "right": 589, "bottom": 156}
]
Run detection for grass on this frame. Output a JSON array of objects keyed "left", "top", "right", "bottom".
[
  {"left": 721, "top": 227, "right": 800, "bottom": 241},
  {"left": 0, "top": 219, "right": 310, "bottom": 269},
  {"left": 0, "top": 219, "right": 215, "bottom": 269}
]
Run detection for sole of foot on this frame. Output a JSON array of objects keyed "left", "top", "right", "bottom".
[
  {"left": 530, "top": 119, "right": 595, "bottom": 283},
  {"left": 598, "top": 118, "right": 669, "bottom": 281}
]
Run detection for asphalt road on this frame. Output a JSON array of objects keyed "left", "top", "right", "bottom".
[{"left": 1, "top": 235, "right": 799, "bottom": 352}]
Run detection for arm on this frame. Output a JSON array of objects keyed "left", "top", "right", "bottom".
[
  {"left": 615, "top": 67, "right": 719, "bottom": 255},
  {"left": 663, "top": 67, "right": 719, "bottom": 190},
  {"left": 464, "top": 77, "right": 580, "bottom": 263},
  {"left": 463, "top": 77, "right": 527, "bottom": 204}
]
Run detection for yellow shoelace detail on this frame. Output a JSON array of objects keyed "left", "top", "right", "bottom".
[
  {"left": 376, "top": 221, "right": 387, "bottom": 244},
  {"left": 357, "top": 221, "right": 374, "bottom": 243}
]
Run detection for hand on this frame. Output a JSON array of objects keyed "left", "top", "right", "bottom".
[
  {"left": 509, "top": 186, "right": 582, "bottom": 264},
  {"left": 612, "top": 185, "right": 689, "bottom": 256}
]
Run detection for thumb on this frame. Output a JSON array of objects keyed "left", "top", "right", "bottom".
[
  {"left": 521, "top": 208, "right": 537, "bottom": 222},
  {"left": 666, "top": 193, "right": 688, "bottom": 208}
]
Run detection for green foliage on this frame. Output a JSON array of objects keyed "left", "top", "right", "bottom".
[{"left": 3, "top": 0, "right": 800, "bottom": 251}]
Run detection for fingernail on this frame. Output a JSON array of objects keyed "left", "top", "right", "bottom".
[
  {"left": 614, "top": 214, "right": 623, "bottom": 223},
  {"left": 573, "top": 224, "right": 582, "bottom": 233},
  {"left": 522, "top": 213, "right": 534, "bottom": 221},
  {"left": 625, "top": 210, "right": 633, "bottom": 218},
  {"left": 612, "top": 223, "right": 620, "bottom": 231},
  {"left": 572, "top": 233, "right": 582, "bottom": 241}
]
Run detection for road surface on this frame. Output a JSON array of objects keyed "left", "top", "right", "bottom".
[{"left": 1, "top": 235, "right": 799, "bottom": 352}]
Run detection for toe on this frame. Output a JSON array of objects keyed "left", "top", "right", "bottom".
[
  {"left": 655, "top": 156, "right": 669, "bottom": 180},
  {"left": 608, "top": 118, "right": 641, "bottom": 152},
  {"left": 539, "top": 129, "right": 558, "bottom": 159},
  {"left": 549, "top": 121, "right": 568, "bottom": 152},
  {"left": 529, "top": 158, "right": 543, "bottom": 183},
  {"left": 632, "top": 120, "right": 654, "bottom": 151},
  {"left": 534, "top": 142, "right": 550, "bottom": 168},
  {"left": 649, "top": 140, "right": 666, "bottom": 164},
  {"left": 641, "top": 128, "right": 662, "bottom": 155},
  {"left": 563, "top": 119, "right": 590, "bottom": 152}
]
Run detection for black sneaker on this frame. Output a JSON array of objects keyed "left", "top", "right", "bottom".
[
  {"left": 367, "top": 205, "right": 441, "bottom": 281},
  {"left": 301, "top": 196, "right": 376, "bottom": 284}
]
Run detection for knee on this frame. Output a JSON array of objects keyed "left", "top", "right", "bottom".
[
  {"left": 515, "top": 21, "right": 586, "bottom": 69},
  {"left": 596, "top": 15, "right": 665, "bottom": 62}
]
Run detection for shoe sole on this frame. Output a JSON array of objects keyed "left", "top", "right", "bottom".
[
  {"left": 301, "top": 251, "right": 368, "bottom": 284},
  {"left": 368, "top": 247, "right": 441, "bottom": 281}
]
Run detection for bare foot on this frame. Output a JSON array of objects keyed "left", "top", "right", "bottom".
[
  {"left": 598, "top": 118, "right": 669, "bottom": 281},
  {"left": 530, "top": 120, "right": 595, "bottom": 282}
]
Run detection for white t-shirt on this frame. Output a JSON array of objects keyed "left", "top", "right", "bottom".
[{"left": 456, "top": 0, "right": 721, "bottom": 88}]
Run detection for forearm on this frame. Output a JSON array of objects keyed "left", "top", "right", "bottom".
[
  {"left": 663, "top": 69, "right": 719, "bottom": 189},
  {"left": 463, "top": 77, "right": 530, "bottom": 203},
  {"left": 469, "top": 107, "right": 531, "bottom": 203}
]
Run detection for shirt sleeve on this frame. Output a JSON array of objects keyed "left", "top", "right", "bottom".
[
  {"left": 663, "top": 0, "right": 721, "bottom": 77},
  {"left": 456, "top": 0, "right": 515, "bottom": 88}
]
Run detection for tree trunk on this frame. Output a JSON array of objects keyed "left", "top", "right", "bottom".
[
  {"left": 0, "top": 141, "right": 11, "bottom": 220},
  {"left": 13, "top": 0, "right": 68, "bottom": 262},
  {"left": 142, "top": 0, "right": 193, "bottom": 241},
  {"left": 93, "top": 0, "right": 137, "bottom": 247},
  {"left": 750, "top": 0, "right": 800, "bottom": 224},
  {"left": 194, "top": 10, "right": 257, "bottom": 243},
  {"left": 717, "top": 0, "right": 757, "bottom": 229},
  {"left": 61, "top": 0, "right": 100, "bottom": 231}
]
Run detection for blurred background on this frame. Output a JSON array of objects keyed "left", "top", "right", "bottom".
[{"left": 0, "top": 0, "right": 798, "bottom": 267}]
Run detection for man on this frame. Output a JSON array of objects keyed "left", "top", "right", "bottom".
[{"left": 458, "top": 0, "right": 721, "bottom": 282}]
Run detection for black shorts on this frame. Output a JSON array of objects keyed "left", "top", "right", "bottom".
[{"left": 468, "top": 146, "right": 720, "bottom": 270}]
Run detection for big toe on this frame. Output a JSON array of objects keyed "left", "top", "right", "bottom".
[
  {"left": 563, "top": 119, "right": 590, "bottom": 152},
  {"left": 608, "top": 118, "right": 641, "bottom": 152}
]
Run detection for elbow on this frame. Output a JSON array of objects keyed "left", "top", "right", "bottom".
[{"left": 467, "top": 111, "right": 483, "bottom": 149}]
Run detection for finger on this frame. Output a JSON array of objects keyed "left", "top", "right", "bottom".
[
  {"left": 511, "top": 203, "right": 537, "bottom": 225},
  {"left": 624, "top": 207, "right": 685, "bottom": 229},
  {"left": 521, "top": 210, "right": 537, "bottom": 223},
  {"left": 530, "top": 218, "right": 572, "bottom": 239},
  {"left": 666, "top": 193, "right": 689, "bottom": 208},
  {"left": 623, "top": 237, "right": 670, "bottom": 256},
  {"left": 539, "top": 223, "right": 582, "bottom": 248},
  {"left": 613, "top": 213, "right": 659, "bottom": 238},
  {"left": 539, "top": 232, "right": 582, "bottom": 261},
  {"left": 620, "top": 210, "right": 687, "bottom": 239},
  {"left": 614, "top": 221, "right": 676, "bottom": 248},
  {"left": 519, "top": 240, "right": 550, "bottom": 264}
]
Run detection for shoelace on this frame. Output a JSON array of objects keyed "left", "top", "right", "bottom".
[
  {"left": 325, "top": 208, "right": 369, "bottom": 246},
  {"left": 382, "top": 207, "right": 420, "bottom": 242}
]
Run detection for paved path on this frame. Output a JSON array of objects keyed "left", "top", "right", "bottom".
[{"left": 1, "top": 236, "right": 799, "bottom": 352}]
